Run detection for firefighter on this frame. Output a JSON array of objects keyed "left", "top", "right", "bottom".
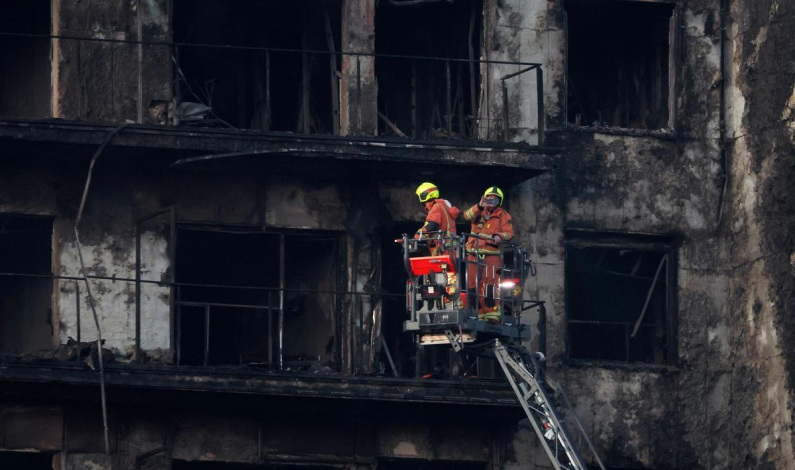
[
  {"left": 414, "top": 182, "right": 460, "bottom": 255},
  {"left": 463, "top": 186, "right": 514, "bottom": 323}
]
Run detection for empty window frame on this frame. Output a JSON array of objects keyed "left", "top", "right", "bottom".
[
  {"left": 0, "top": 451, "right": 57, "bottom": 470},
  {"left": 565, "top": 0, "right": 675, "bottom": 130},
  {"left": 0, "top": 215, "right": 53, "bottom": 354},
  {"left": 0, "top": 1, "right": 52, "bottom": 118},
  {"left": 375, "top": 0, "right": 483, "bottom": 140},
  {"left": 172, "top": 0, "right": 341, "bottom": 133},
  {"left": 565, "top": 231, "right": 677, "bottom": 364},
  {"left": 175, "top": 227, "right": 340, "bottom": 369}
]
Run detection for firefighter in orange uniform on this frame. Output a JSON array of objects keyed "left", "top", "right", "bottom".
[
  {"left": 414, "top": 182, "right": 460, "bottom": 255},
  {"left": 463, "top": 186, "right": 513, "bottom": 322}
]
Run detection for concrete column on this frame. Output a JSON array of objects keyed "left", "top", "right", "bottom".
[
  {"left": 340, "top": 0, "right": 377, "bottom": 136},
  {"left": 52, "top": 0, "right": 171, "bottom": 123}
]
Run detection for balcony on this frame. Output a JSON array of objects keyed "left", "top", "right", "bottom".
[{"left": 0, "top": 11, "right": 549, "bottom": 147}]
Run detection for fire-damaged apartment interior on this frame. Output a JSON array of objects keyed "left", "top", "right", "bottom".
[{"left": 0, "top": 0, "right": 794, "bottom": 469}]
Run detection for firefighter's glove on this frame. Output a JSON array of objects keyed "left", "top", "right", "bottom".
[
  {"left": 478, "top": 196, "right": 486, "bottom": 210},
  {"left": 492, "top": 235, "right": 503, "bottom": 244}
]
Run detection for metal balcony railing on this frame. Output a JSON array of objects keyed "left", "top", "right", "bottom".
[
  {"left": 0, "top": 31, "right": 545, "bottom": 144},
  {"left": 0, "top": 253, "right": 548, "bottom": 379}
]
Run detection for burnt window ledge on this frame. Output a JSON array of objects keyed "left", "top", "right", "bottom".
[
  {"left": 560, "top": 126, "right": 676, "bottom": 141},
  {"left": 564, "top": 229, "right": 679, "bottom": 366},
  {"left": 563, "top": 357, "right": 679, "bottom": 375}
]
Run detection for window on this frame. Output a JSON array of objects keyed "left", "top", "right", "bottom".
[
  {"left": 566, "top": 0, "right": 675, "bottom": 130},
  {"left": 0, "top": 1, "right": 51, "bottom": 118},
  {"left": 0, "top": 215, "right": 53, "bottom": 353},
  {"left": 565, "top": 231, "right": 677, "bottom": 364},
  {"left": 0, "top": 451, "right": 56, "bottom": 469},
  {"left": 175, "top": 227, "right": 339, "bottom": 369},
  {"left": 172, "top": 0, "right": 341, "bottom": 133},
  {"left": 375, "top": 0, "right": 482, "bottom": 139}
]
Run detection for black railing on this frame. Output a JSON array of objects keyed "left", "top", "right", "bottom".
[
  {"left": 0, "top": 31, "right": 545, "bottom": 144},
  {"left": 0, "top": 271, "right": 407, "bottom": 377},
  {"left": 0, "top": 260, "right": 548, "bottom": 379}
]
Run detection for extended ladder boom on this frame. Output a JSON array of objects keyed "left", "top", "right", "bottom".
[{"left": 492, "top": 340, "right": 601, "bottom": 470}]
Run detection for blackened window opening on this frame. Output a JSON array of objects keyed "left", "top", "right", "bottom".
[
  {"left": 566, "top": 0, "right": 673, "bottom": 129},
  {"left": 173, "top": 0, "right": 341, "bottom": 133},
  {"left": 566, "top": 234, "right": 675, "bottom": 364},
  {"left": 0, "top": 215, "right": 53, "bottom": 354},
  {"left": 0, "top": 1, "right": 51, "bottom": 118},
  {"left": 0, "top": 451, "right": 56, "bottom": 469},
  {"left": 175, "top": 228, "right": 338, "bottom": 368},
  {"left": 375, "top": 0, "right": 483, "bottom": 140}
]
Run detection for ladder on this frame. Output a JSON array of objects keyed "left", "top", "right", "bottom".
[
  {"left": 443, "top": 332, "right": 605, "bottom": 470},
  {"left": 491, "top": 339, "right": 606, "bottom": 470}
]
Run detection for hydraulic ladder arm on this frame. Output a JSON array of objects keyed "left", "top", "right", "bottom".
[{"left": 491, "top": 340, "right": 605, "bottom": 470}]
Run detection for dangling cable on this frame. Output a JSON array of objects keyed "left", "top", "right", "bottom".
[{"left": 74, "top": 123, "right": 128, "bottom": 455}]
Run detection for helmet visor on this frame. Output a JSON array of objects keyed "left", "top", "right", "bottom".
[{"left": 419, "top": 187, "right": 437, "bottom": 202}]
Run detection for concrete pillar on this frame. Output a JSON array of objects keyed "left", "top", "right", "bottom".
[
  {"left": 52, "top": 0, "right": 171, "bottom": 123},
  {"left": 340, "top": 0, "right": 377, "bottom": 136}
]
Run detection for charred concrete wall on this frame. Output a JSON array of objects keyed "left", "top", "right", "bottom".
[
  {"left": 341, "top": 0, "right": 377, "bottom": 136},
  {"left": 52, "top": 0, "right": 171, "bottom": 122},
  {"left": 0, "top": 150, "right": 493, "bottom": 371},
  {"left": 500, "top": 0, "right": 794, "bottom": 469},
  {"left": 722, "top": 0, "right": 795, "bottom": 467},
  {"left": 0, "top": 402, "right": 506, "bottom": 470},
  {"left": 481, "top": 0, "right": 565, "bottom": 144},
  {"left": 1, "top": 0, "right": 793, "bottom": 469}
]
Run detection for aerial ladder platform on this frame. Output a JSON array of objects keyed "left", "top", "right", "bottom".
[{"left": 398, "top": 233, "right": 606, "bottom": 470}]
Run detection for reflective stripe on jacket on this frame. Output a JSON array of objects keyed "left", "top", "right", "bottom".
[{"left": 416, "top": 199, "right": 460, "bottom": 238}]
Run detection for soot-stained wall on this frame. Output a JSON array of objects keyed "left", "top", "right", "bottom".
[
  {"left": 0, "top": 402, "right": 506, "bottom": 470},
  {"left": 53, "top": 0, "right": 171, "bottom": 123},
  {"left": 499, "top": 0, "right": 794, "bottom": 469},
  {"left": 1, "top": 0, "right": 793, "bottom": 469},
  {"left": 0, "top": 149, "right": 497, "bottom": 368}
]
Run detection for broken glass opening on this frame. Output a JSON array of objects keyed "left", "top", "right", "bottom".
[
  {"left": 566, "top": 0, "right": 674, "bottom": 130},
  {"left": 375, "top": 0, "right": 483, "bottom": 139},
  {"left": 0, "top": 1, "right": 51, "bottom": 119},
  {"left": 565, "top": 232, "right": 676, "bottom": 364},
  {"left": 173, "top": 0, "right": 341, "bottom": 133},
  {"left": 0, "top": 451, "right": 56, "bottom": 469},
  {"left": 0, "top": 214, "right": 53, "bottom": 354},
  {"left": 175, "top": 227, "right": 338, "bottom": 368}
]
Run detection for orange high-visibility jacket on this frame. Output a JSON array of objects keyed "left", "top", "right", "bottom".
[
  {"left": 463, "top": 204, "right": 513, "bottom": 255},
  {"left": 416, "top": 199, "right": 460, "bottom": 238}
]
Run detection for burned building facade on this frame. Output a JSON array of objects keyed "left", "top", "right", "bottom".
[{"left": 0, "top": 0, "right": 793, "bottom": 469}]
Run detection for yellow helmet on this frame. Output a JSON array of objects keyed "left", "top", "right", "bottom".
[
  {"left": 416, "top": 182, "right": 439, "bottom": 203},
  {"left": 483, "top": 186, "right": 504, "bottom": 206}
]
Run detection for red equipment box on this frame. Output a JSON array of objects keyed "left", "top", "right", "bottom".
[{"left": 409, "top": 255, "right": 457, "bottom": 275}]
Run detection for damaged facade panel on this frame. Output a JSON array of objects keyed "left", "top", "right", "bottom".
[
  {"left": 0, "top": 401, "right": 511, "bottom": 470},
  {"left": 52, "top": 0, "right": 171, "bottom": 122}
]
